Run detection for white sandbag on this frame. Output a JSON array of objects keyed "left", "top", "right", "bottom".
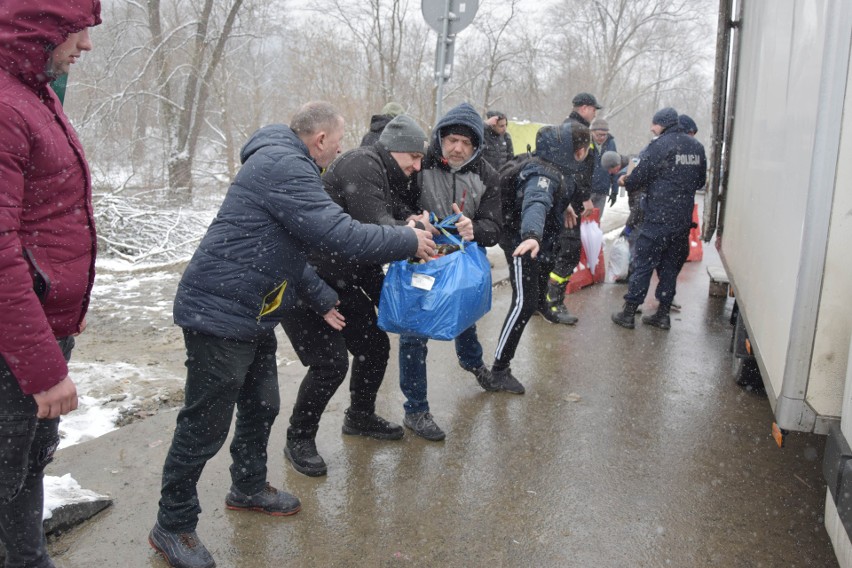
[
  {"left": 605, "top": 235, "right": 630, "bottom": 283},
  {"left": 580, "top": 220, "right": 604, "bottom": 274}
]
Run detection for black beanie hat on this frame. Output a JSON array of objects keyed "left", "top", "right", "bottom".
[
  {"left": 441, "top": 124, "right": 478, "bottom": 147},
  {"left": 652, "top": 107, "right": 679, "bottom": 130}
]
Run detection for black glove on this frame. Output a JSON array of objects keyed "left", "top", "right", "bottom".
[{"left": 608, "top": 193, "right": 617, "bottom": 207}]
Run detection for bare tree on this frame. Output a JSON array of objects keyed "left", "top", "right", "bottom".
[
  {"left": 150, "top": 0, "right": 246, "bottom": 197},
  {"left": 466, "top": 0, "right": 524, "bottom": 114}
]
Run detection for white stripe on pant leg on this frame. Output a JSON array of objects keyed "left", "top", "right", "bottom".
[{"left": 495, "top": 255, "right": 526, "bottom": 361}]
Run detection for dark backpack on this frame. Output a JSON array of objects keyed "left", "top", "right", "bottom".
[
  {"left": 497, "top": 152, "right": 567, "bottom": 237},
  {"left": 497, "top": 151, "right": 533, "bottom": 236}
]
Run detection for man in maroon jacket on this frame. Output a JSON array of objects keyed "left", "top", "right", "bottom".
[{"left": 0, "top": 2, "right": 101, "bottom": 566}]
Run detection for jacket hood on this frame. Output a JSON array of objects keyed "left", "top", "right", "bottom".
[
  {"left": 0, "top": 0, "right": 102, "bottom": 89},
  {"left": 426, "top": 102, "right": 485, "bottom": 172},
  {"left": 240, "top": 124, "right": 312, "bottom": 165},
  {"left": 534, "top": 122, "right": 585, "bottom": 174},
  {"left": 368, "top": 114, "right": 393, "bottom": 134}
]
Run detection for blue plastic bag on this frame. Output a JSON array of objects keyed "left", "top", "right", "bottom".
[{"left": 378, "top": 215, "right": 492, "bottom": 340}]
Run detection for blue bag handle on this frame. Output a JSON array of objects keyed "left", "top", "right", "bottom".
[{"left": 429, "top": 212, "right": 467, "bottom": 252}]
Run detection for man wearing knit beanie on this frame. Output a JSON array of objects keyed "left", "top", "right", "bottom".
[
  {"left": 379, "top": 114, "right": 428, "bottom": 157},
  {"left": 679, "top": 114, "right": 698, "bottom": 136},
  {"left": 611, "top": 107, "right": 706, "bottom": 331},
  {"left": 280, "top": 111, "right": 432, "bottom": 478},
  {"left": 589, "top": 117, "right": 620, "bottom": 218},
  {"left": 652, "top": 107, "right": 679, "bottom": 133}
]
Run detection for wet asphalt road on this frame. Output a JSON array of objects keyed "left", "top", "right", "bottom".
[{"left": 47, "top": 243, "right": 837, "bottom": 567}]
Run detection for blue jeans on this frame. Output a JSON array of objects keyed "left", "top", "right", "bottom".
[
  {"left": 0, "top": 337, "right": 72, "bottom": 568},
  {"left": 399, "top": 325, "right": 484, "bottom": 414}
]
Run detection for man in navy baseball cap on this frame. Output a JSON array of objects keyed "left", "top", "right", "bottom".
[{"left": 572, "top": 92, "right": 602, "bottom": 109}]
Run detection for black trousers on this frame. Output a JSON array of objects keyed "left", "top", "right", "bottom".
[
  {"left": 157, "top": 329, "right": 280, "bottom": 533},
  {"left": 493, "top": 249, "right": 553, "bottom": 370},
  {"left": 550, "top": 223, "right": 582, "bottom": 289},
  {"left": 0, "top": 337, "right": 72, "bottom": 568},
  {"left": 625, "top": 229, "right": 690, "bottom": 306},
  {"left": 280, "top": 283, "right": 390, "bottom": 441}
]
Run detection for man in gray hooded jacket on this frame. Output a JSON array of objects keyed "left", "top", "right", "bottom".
[{"left": 399, "top": 102, "right": 513, "bottom": 442}]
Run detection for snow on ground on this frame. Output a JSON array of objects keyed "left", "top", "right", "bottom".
[
  {"left": 46, "top": 265, "right": 189, "bottom": 512},
  {"left": 43, "top": 474, "right": 109, "bottom": 521}
]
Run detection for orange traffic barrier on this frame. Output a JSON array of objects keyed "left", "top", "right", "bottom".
[
  {"left": 687, "top": 203, "right": 703, "bottom": 262},
  {"left": 566, "top": 208, "right": 606, "bottom": 294}
]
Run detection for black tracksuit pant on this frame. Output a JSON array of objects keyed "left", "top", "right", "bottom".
[
  {"left": 280, "top": 283, "right": 390, "bottom": 441},
  {"left": 493, "top": 249, "right": 554, "bottom": 370}
]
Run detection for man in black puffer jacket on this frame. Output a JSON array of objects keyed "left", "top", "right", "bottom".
[
  {"left": 542, "top": 92, "right": 600, "bottom": 325},
  {"left": 281, "top": 115, "right": 431, "bottom": 477},
  {"left": 152, "top": 102, "right": 436, "bottom": 568},
  {"left": 482, "top": 110, "right": 515, "bottom": 171},
  {"left": 360, "top": 101, "right": 405, "bottom": 146}
]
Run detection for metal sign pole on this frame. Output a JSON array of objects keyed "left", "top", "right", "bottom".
[
  {"left": 435, "top": 0, "right": 452, "bottom": 120},
  {"left": 422, "top": 0, "right": 479, "bottom": 122}
]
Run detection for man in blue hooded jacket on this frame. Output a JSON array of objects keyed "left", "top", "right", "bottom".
[
  {"left": 399, "top": 102, "right": 508, "bottom": 442},
  {"left": 611, "top": 107, "right": 706, "bottom": 330},
  {"left": 492, "top": 122, "right": 590, "bottom": 390},
  {"left": 150, "top": 102, "right": 436, "bottom": 568}
]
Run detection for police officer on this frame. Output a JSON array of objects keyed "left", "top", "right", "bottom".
[{"left": 611, "top": 107, "right": 707, "bottom": 330}]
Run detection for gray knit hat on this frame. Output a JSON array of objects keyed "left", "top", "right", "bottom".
[
  {"left": 590, "top": 118, "right": 609, "bottom": 131},
  {"left": 601, "top": 151, "right": 622, "bottom": 170},
  {"left": 379, "top": 115, "right": 428, "bottom": 153}
]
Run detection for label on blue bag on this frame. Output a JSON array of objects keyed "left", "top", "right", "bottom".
[{"left": 411, "top": 273, "right": 435, "bottom": 291}]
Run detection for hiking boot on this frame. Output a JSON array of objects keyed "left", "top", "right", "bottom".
[
  {"left": 284, "top": 438, "right": 327, "bottom": 477},
  {"left": 464, "top": 364, "right": 496, "bottom": 392},
  {"left": 342, "top": 409, "right": 404, "bottom": 440},
  {"left": 642, "top": 303, "right": 671, "bottom": 330},
  {"left": 403, "top": 411, "right": 446, "bottom": 441},
  {"left": 149, "top": 521, "right": 215, "bottom": 568},
  {"left": 611, "top": 302, "right": 639, "bottom": 329},
  {"left": 490, "top": 367, "right": 526, "bottom": 394},
  {"left": 225, "top": 482, "right": 301, "bottom": 516}
]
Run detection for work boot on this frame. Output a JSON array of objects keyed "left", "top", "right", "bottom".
[
  {"left": 490, "top": 367, "right": 526, "bottom": 394},
  {"left": 403, "top": 411, "right": 446, "bottom": 441},
  {"left": 284, "top": 438, "right": 327, "bottom": 477},
  {"left": 540, "top": 280, "right": 578, "bottom": 325},
  {"left": 642, "top": 303, "right": 671, "bottom": 330},
  {"left": 341, "top": 409, "right": 404, "bottom": 440},
  {"left": 225, "top": 482, "right": 301, "bottom": 516},
  {"left": 611, "top": 302, "right": 639, "bottom": 329},
  {"left": 149, "top": 521, "right": 215, "bottom": 568}
]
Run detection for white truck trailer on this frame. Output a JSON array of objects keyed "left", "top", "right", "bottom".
[{"left": 707, "top": 1, "right": 852, "bottom": 564}]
